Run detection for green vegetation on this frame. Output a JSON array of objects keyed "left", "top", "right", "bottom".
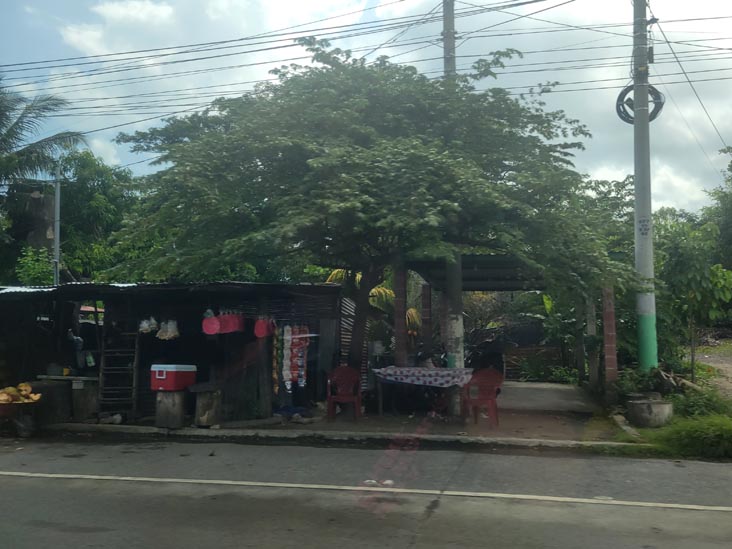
[
  {"left": 519, "top": 356, "right": 578, "bottom": 384},
  {"left": 697, "top": 339, "right": 732, "bottom": 360},
  {"left": 666, "top": 389, "right": 732, "bottom": 418},
  {"left": 15, "top": 246, "right": 53, "bottom": 285},
  {"left": 650, "top": 415, "right": 732, "bottom": 459}
]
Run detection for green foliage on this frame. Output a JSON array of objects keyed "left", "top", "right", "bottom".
[
  {"left": 56, "top": 151, "right": 136, "bottom": 280},
  {"left": 112, "top": 40, "right": 608, "bottom": 289},
  {"left": 654, "top": 415, "right": 732, "bottom": 458},
  {"left": 613, "top": 368, "right": 659, "bottom": 395},
  {"left": 519, "top": 356, "right": 578, "bottom": 384},
  {"left": 15, "top": 246, "right": 53, "bottom": 285},
  {"left": 666, "top": 389, "right": 732, "bottom": 418},
  {"left": 0, "top": 83, "right": 83, "bottom": 283},
  {"left": 0, "top": 84, "right": 82, "bottom": 182},
  {"left": 667, "top": 359, "right": 718, "bottom": 383}
]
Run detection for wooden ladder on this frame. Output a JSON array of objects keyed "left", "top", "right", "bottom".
[{"left": 99, "top": 327, "right": 139, "bottom": 419}]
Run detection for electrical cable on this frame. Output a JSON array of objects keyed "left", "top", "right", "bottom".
[{"left": 648, "top": 3, "right": 729, "bottom": 149}]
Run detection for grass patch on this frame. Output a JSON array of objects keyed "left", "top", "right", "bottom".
[
  {"left": 666, "top": 389, "right": 732, "bottom": 417},
  {"left": 697, "top": 339, "right": 732, "bottom": 359},
  {"left": 612, "top": 430, "right": 641, "bottom": 444},
  {"left": 645, "top": 415, "right": 732, "bottom": 459}
]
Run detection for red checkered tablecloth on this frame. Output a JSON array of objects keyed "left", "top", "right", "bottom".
[{"left": 374, "top": 367, "right": 474, "bottom": 388}]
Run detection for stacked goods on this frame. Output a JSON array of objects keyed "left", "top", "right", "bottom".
[{"left": 0, "top": 382, "right": 42, "bottom": 404}]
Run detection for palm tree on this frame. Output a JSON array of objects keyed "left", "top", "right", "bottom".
[
  {"left": 0, "top": 83, "right": 82, "bottom": 182},
  {"left": 0, "top": 82, "right": 83, "bottom": 282}
]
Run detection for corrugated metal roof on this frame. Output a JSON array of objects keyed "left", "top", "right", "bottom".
[{"left": 0, "top": 281, "right": 341, "bottom": 300}]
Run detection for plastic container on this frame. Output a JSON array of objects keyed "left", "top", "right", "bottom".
[{"left": 150, "top": 364, "right": 197, "bottom": 391}]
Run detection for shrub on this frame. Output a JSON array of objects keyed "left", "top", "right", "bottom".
[
  {"left": 519, "top": 357, "right": 578, "bottom": 384},
  {"left": 666, "top": 389, "right": 732, "bottom": 417},
  {"left": 667, "top": 359, "right": 718, "bottom": 383},
  {"left": 655, "top": 415, "right": 732, "bottom": 458},
  {"left": 614, "top": 368, "right": 658, "bottom": 395}
]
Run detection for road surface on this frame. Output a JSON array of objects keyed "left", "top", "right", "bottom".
[{"left": 1, "top": 439, "right": 731, "bottom": 548}]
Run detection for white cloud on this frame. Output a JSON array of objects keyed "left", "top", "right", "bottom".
[
  {"left": 375, "top": 0, "right": 430, "bottom": 18},
  {"left": 89, "top": 137, "right": 121, "bottom": 165},
  {"left": 205, "top": 0, "right": 242, "bottom": 21},
  {"left": 91, "top": 0, "right": 174, "bottom": 24},
  {"left": 59, "top": 24, "right": 110, "bottom": 56}
]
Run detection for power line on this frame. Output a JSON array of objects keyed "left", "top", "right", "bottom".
[
  {"left": 648, "top": 3, "right": 729, "bottom": 150},
  {"left": 362, "top": 1, "right": 442, "bottom": 58},
  {"left": 653, "top": 72, "right": 724, "bottom": 184},
  {"left": 0, "top": 0, "right": 410, "bottom": 70},
  {"left": 457, "top": 0, "right": 575, "bottom": 48}
]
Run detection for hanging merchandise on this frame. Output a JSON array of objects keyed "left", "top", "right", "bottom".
[
  {"left": 282, "top": 324, "right": 293, "bottom": 393},
  {"left": 140, "top": 316, "right": 159, "bottom": 334},
  {"left": 254, "top": 317, "right": 275, "bottom": 338},
  {"left": 293, "top": 325, "right": 310, "bottom": 389},
  {"left": 156, "top": 319, "right": 180, "bottom": 341},
  {"left": 202, "top": 309, "right": 219, "bottom": 335},
  {"left": 272, "top": 324, "right": 279, "bottom": 395}
]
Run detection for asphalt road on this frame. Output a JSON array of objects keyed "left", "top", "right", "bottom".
[{"left": 1, "top": 439, "right": 731, "bottom": 548}]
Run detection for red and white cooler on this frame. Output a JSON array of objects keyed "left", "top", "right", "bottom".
[{"left": 150, "top": 364, "right": 197, "bottom": 391}]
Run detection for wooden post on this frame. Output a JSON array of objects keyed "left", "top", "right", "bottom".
[
  {"left": 602, "top": 287, "right": 619, "bottom": 386},
  {"left": 155, "top": 391, "right": 186, "bottom": 429},
  {"left": 586, "top": 297, "right": 600, "bottom": 390},
  {"left": 393, "top": 259, "right": 408, "bottom": 368},
  {"left": 257, "top": 297, "right": 273, "bottom": 418}
]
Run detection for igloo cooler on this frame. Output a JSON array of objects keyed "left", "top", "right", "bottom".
[{"left": 150, "top": 364, "right": 197, "bottom": 391}]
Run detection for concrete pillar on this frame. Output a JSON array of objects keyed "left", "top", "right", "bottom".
[
  {"left": 393, "top": 261, "right": 408, "bottom": 368},
  {"left": 421, "top": 283, "right": 432, "bottom": 356}
]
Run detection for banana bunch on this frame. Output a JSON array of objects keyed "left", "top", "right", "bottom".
[{"left": 0, "top": 382, "right": 42, "bottom": 404}]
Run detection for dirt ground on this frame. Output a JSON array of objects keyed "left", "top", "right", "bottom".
[
  {"left": 264, "top": 411, "right": 621, "bottom": 442},
  {"left": 696, "top": 340, "right": 732, "bottom": 396}
]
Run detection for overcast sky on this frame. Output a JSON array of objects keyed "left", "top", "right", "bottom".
[{"left": 2, "top": 0, "right": 731, "bottom": 211}]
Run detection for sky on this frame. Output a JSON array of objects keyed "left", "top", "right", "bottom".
[{"left": 1, "top": 0, "right": 731, "bottom": 211}]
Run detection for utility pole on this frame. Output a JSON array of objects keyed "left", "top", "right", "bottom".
[
  {"left": 443, "top": 0, "right": 456, "bottom": 76},
  {"left": 53, "top": 163, "right": 61, "bottom": 286},
  {"left": 443, "top": 0, "right": 464, "bottom": 401},
  {"left": 632, "top": 0, "right": 658, "bottom": 371}
]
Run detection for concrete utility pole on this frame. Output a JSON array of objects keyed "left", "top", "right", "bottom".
[
  {"left": 53, "top": 164, "right": 61, "bottom": 286},
  {"left": 442, "top": 0, "right": 464, "bottom": 384},
  {"left": 632, "top": 0, "right": 658, "bottom": 371}
]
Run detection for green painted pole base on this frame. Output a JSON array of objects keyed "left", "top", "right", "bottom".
[{"left": 637, "top": 313, "right": 658, "bottom": 372}]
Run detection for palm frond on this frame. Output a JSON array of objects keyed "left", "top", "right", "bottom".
[{"left": 0, "top": 94, "right": 71, "bottom": 153}]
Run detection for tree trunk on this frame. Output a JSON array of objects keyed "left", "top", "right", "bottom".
[
  {"left": 602, "top": 287, "right": 619, "bottom": 386},
  {"left": 393, "top": 260, "right": 408, "bottom": 368},
  {"left": 689, "top": 317, "right": 697, "bottom": 384},
  {"left": 586, "top": 297, "right": 600, "bottom": 390},
  {"left": 347, "top": 270, "right": 378, "bottom": 369},
  {"left": 574, "top": 297, "right": 586, "bottom": 383}
]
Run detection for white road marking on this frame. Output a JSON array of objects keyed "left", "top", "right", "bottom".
[{"left": 1, "top": 470, "right": 731, "bottom": 513}]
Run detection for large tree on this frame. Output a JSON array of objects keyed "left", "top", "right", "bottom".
[
  {"left": 0, "top": 83, "right": 83, "bottom": 282},
  {"left": 114, "top": 40, "right": 612, "bottom": 366}
]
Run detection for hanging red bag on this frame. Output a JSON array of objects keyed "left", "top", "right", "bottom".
[{"left": 202, "top": 316, "right": 220, "bottom": 335}]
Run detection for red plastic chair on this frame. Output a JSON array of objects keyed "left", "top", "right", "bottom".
[
  {"left": 462, "top": 368, "right": 503, "bottom": 427},
  {"left": 327, "top": 365, "right": 362, "bottom": 421}
]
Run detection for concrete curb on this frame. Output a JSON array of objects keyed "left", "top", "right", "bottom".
[
  {"left": 611, "top": 414, "right": 644, "bottom": 440},
  {"left": 43, "top": 423, "right": 652, "bottom": 452}
]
